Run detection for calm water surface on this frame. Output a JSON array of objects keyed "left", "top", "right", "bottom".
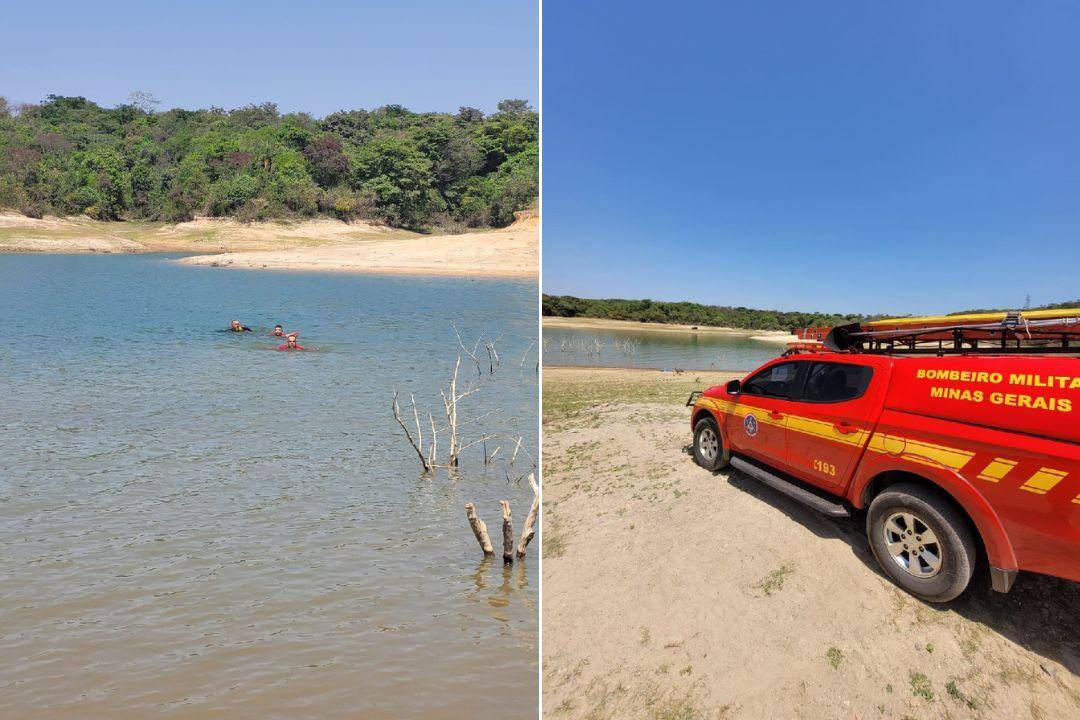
[
  {"left": 543, "top": 326, "right": 783, "bottom": 371},
  {"left": 0, "top": 254, "right": 538, "bottom": 719}
]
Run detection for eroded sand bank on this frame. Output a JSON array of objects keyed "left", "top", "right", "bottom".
[{"left": 0, "top": 211, "right": 538, "bottom": 278}]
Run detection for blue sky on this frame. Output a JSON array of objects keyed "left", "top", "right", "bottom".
[
  {"left": 0, "top": 1, "right": 537, "bottom": 116},
  {"left": 543, "top": 1, "right": 1080, "bottom": 315}
]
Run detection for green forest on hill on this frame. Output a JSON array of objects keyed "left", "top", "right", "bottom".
[
  {"left": 0, "top": 94, "right": 537, "bottom": 230},
  {"left": 542, "top": 295, "right": 882, "bottom": 331},
  {"left": 544, "top": 295, "right": 1080, "bottom": 332}
]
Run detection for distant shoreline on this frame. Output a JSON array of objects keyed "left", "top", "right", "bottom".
[
  {"left": 0, "top": 212, "right": 538, "bottom": 279},
  {"left": 542, "top": 315, "right": 797, "bottom": 343}
]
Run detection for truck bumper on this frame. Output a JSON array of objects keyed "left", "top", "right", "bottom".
[{"left": 990, "top": 567, "right": 1018, "bottom": 593}]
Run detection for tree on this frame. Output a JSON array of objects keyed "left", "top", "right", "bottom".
[
  {"left": 350, "top": 136, "right": 437, "bottom": 228},
  {"left": 457, "top": 106, "right": 484, "bottom": 123},
  {"left": 496, "top": 99, "right": 532, "bottom": 115},
  {"left": 303, "top": 135, "right": 350, "bottom": 187},
  {"left": 128, "top": 91, "right": 161, "bottom": 114},
  {"left": 0, "top": 95, "right": 536, "bottom": 228}
]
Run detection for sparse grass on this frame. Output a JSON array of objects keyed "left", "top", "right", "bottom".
[
  {"left": 997, "top": 661, "right": 1038, "bottom": 687},
  {"left": 555, "top": 698, "right": 575, "bottom": 713},
  {"left": 640, "top": 628, "right": 651, "bottom": 646},
  {"left": 543, "top": 529, "right": 567, "bottom": 559},
  {"left": 910, "top": 671, "right": 934, "bottom": 701},
  {"left": 753, "top": 564, "right": 795, "bottom": 596},
  {"left": 826, "top": 647, "right": 843, "bottom": 669},
  {"left": 651, "top": 695, "right": 702, "bottom": 720},
  {"left": 945, "top": 680, "right": 978, "bottom": 710},
  {"left": 679, "top": 665, "right": 693, "bottom": 676},
  {"left": 656, "top": 663, "right": 670, "bottom": 674},
  {"left": 542, "top": 368, "right": 737, "bottom": 424}
]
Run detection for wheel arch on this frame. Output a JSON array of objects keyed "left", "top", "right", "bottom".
[
  {"left": 691, "top": 407, "right": 715, "bottom": 429},
  {"left": 856, "top": 468, "right": 1017, "bottom": 572}
]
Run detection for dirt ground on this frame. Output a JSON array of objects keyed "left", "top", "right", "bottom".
[
  {"left": 0, "top": 211, "right": 538, "bottom": 278},
  {"left": 541, "top": 366, "right": 1080, "bottom": 720}
]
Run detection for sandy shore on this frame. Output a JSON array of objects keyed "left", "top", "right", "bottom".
[
  {"left": 542, "top": 366, "right": 1080, "bottom": 719},
  {"left": 0, "top": 211, "right": 538, "bottom": 278},
  {"left": 542, "top": 316, "right": 797, "bottom": 344}
]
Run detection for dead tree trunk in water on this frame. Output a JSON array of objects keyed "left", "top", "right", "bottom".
[
  {"left": 516, "top": 474, "right": 540, "bottom": 559},
  {"left": 500, "top": 500, "right": 514, "bottom": 563},
  {"left": 465, "top": 503, "right": 494, "bottom": 556}
]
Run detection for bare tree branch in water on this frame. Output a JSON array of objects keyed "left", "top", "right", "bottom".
[
  {"left": 450, "top": 320, "right": 484, "bottom": 377},
  {"left": 500, "top": 500, "right": 514, "bottom": 563},
  {"left": 484, "top": 334, "right": 503, "bottom": 374},
  {"left": 393, "top": 323, "right": 532, "bottom": 478},
  {"left": 465, "top": 503, "right": 494, "bottom": 556},
  {"left": 392, "top": 392, "right": 431, "bottom": 475},
  {"left": 519, "top": 337, "right": 536, "bottom": 368},
  {"left": 427, "top": 411, "right": 438, "bottom": 470},
  {"left": 516, "top": 474, "right": 540, "bottom": 559}
]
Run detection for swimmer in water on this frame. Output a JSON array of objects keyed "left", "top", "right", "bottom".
[
  {"left": 277, "top": 333, "right": 309, "bottom": 351},
  {"left": 270, "top": 324, "right": 285, "bottom": 337},
  {"left": 229, "top": 319, "right": 253, "bottom": 333}
]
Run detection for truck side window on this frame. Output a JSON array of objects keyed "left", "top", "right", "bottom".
[
  {"left": 742, "top": 362, "right": 800, "bottom": 399},
  {"left": 802, "top": 362, "right": 873, "bottom": 403}
]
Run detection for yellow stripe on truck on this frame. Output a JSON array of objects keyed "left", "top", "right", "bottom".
[
  {"left": 1020, "top": 467, "right": 1069, "bottom": 495},
  {"left": 785, "top": 415, "right": 867, "bottom": 448},
  {"left": 977, "top": 458, "right": 1018, "bottom": 483},
  {"left": 693, "top": 399, "right": 1073, "bottom": 498}
]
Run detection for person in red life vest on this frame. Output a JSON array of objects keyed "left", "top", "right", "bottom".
[
  {"left": 270, "top": 324, "right": 286, "bottom": 337},
  {"left": 277, "top": 333, "right": 311, "bottom": 351},
  {"left": 229, "top": 319, "right": 252, "bottom": 333}
]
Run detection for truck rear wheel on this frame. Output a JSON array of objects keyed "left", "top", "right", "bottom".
[
  {"left": 693, "top": 416, "right": 730, "bottom": 470},
  {"left": 867, "top": 483, "right": 976, "bottom": 603}
]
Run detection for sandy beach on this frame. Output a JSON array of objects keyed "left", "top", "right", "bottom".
[
  {"left": 542, "top": 316, "right": 797, "bottom": 344},
  {"left": 0, "top": 211, "right": 538, "bottom": 278},
  {"left": 542, "top": 365, "right": 1080, "bottom": 720}
]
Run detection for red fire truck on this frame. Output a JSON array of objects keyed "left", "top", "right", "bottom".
[{"left": 687, "top": 309, "right": 1080, "bottom": 601}]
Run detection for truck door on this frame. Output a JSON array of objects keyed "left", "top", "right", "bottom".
[
  {"left": 783, "top": 360, "right": 876, "bottom": 491},
  {"left": 727, "top": 360, "right": 803, "bottom": 469}
]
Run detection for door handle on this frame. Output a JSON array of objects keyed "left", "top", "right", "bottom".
[
  {"left": 834, "top": 421, "right": 856, "bottom": 434},
  {"left": 768, "top": 411, "right": 783, "bottom": 421}
]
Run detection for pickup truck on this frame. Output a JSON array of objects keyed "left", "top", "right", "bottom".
[{"left": 688, "top": 347, "right": 1080, "bottom": 602}]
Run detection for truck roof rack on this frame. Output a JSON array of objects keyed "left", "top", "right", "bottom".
[{"left": 797, "top": 309, "right": 1080, "bottom": 356}]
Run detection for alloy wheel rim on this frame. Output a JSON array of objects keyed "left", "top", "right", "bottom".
[
  {"left": 883, "top": 511, "right": 942, "bottom": 579},
  {"left": 698, "top": 427, "right": 719, "bottom": 462}
]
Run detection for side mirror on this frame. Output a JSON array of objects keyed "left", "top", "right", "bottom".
[{"left": 726, "top": 379, "right": 741, "bottom": 395}]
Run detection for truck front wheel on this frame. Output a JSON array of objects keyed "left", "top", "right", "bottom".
[
  {"left": 693, "top": 416, "right": 730, "bottom": 470},
  {"left": 867, "top": 483, "right": 976, "bottom": 603}
]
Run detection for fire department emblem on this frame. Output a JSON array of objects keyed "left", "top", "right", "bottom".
[{"left": 744, "top": 413, "right": 759, "bottom": 437}]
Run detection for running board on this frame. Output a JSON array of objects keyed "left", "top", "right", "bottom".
[{"left": 729, "top": 456, "right": 852, "bottom": 518}]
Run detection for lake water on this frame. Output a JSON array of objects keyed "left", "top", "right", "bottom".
[
  {"left": 543, "top": 325, "right": 784, "bottom": 371},
  {"left": 0, "top": 254, "right": 538, "bottom": 719}
]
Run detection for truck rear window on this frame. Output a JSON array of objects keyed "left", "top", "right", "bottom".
[{"left": 802, "top": 362, "right": 873, "bottom": 403}]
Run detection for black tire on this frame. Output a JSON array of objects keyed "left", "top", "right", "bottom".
[
  {"left": 867, "top": 483, "right": 976, "bottom": 603},
  {"left": 693, "top": 416, "right": 730, "bottom": 470}
]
